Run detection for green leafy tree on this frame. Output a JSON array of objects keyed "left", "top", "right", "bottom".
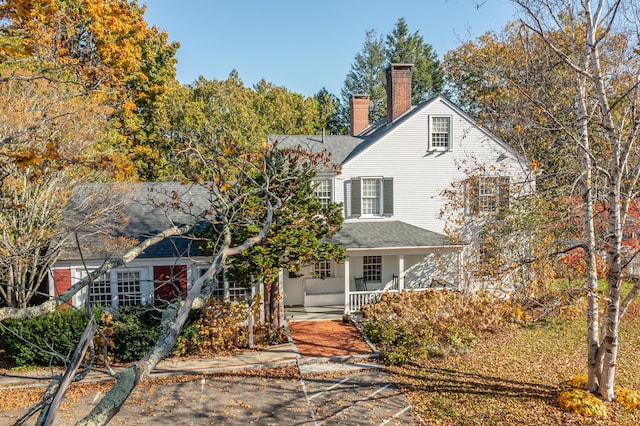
[
  {"left": 228, "top": 162, "right": 345, "bottom": 327},
  {"left": 252, "top": 79, "right": 320, "bottom": 136},
  {"left": 154, "top": 72, "right": 333, "bottom": 178},
  {"left": 192, "top": 145, "right": 345, "bottom": 327}
]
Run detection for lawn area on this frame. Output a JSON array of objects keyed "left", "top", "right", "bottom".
[{"left": 387, "top": 303, "right": 640, "bottom": 425}]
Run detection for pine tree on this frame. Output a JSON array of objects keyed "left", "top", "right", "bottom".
[{"left": 340, "top": 18, "right": 445, "bottom": 130}]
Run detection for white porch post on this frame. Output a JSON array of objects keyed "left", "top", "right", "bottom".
[
  {"left": 344, "top": 257, "right": 350, "bottom": 315},
  {"left": 398, "top": 254, "right": 405, "bottom": 291},
  {"left": 456, "top": 248, "right": 463, "bottom": 291}
]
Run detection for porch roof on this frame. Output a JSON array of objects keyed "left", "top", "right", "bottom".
[{"left": 329, "top": 221, "right": 461, "bottom": 250}]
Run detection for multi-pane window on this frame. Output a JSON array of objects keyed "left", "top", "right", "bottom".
[
  {"left": 199, "top": 266, "right": 225, "bottom": 298},
  {"left": 466, "top": 176, "right": 510, "bottom": 216},
  {"left": 361, "top": 178, "right": 381, "bottom": 215},
  {"left": 363, "top": 256, "right": 382, "bottom": 283},
  {"left": 314, "top": 179, "right": 332, "bottom": 210},
  {"left": 89, "top": 275, "right": 111, "bottom": 306},
  {"left": 116, "top": 271, "right": 142, "bottom": 307},
  {"left": 86, "top": 270, "right": 144, "bottom": 308},
  {"left": 431, "top": 116, "right": 450, "bottom": 149},
  {"left": 479, "top": 179, "right": 498, "bottom": 212},
  {"left": 314, "top": 260, "right": 332, "bottom": 278},
  {"left": 200, "top": 266, "right": 248, "bottom": 301},
  {"left": 350, "top": 177, "right": 393, "bottom": 218}
]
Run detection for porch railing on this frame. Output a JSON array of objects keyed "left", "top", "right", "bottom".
[{"left": 347, "top": 286, "right": 440, "bottom": 313}]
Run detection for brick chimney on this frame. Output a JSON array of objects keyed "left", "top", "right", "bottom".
[
  {"left": 350, "top": 94, "right": 370, "bottom": 136},
  {"left": 386, "top": 63, "right": 413, "bottom": 123}
]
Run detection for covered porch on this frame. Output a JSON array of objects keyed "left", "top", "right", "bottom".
[{"left": 282, "top": 221, "right": 464, "bottom": 314}]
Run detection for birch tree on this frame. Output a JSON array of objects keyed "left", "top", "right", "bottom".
[{"left": 510, "top": 0, "right": 640, "bottom": 401}]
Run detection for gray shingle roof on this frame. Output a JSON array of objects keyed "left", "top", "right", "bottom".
[
  {"left": 59, "top": 182, "right": 213, "bottom": 261},
  {"left": 329, "top": 221, "right": 458, "bottom": 249},
  {"left": 271, "top": 95, "right": 521, "bottom": 167},
  {"left": 268, "top": 135, "right": 364, "bottom": 166}
]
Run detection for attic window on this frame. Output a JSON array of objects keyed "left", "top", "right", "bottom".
[{"left": 430, "top": 116, "right": 451, "bottom": 150}]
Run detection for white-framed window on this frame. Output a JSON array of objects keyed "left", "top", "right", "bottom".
[
  {"left": 313, "top": 178, "right": 332, "bottom": 210},
  {"left": 198, "top": 265, "right": 225, "bottom": 298},
  {"left": 84, "top": 268, "right": 150, "bottom": 308},
  {"left": 363, "top": 256, "right": 382, "bottom": 283},
  {"left": 199, "top": 265, "right": 249, "bottom": 301},
  {"left": 89, "top": 275, "right": 111, "bottom": 306},
  {"left": 361, "top": 178, "right": 382, "bottom": 216},
  {"left": 116, "top": 271, "right": 142, "bottom": 307},
  {"left": 429, "top": 116, "right": 451, "bottom": 150},
  {"left": 350, "top": 177, "right": 393, "bottom": 218},
  {"left": 465, "top": 176, "right": 510, "bottom": 216},
  {"left": 313, "top": 260, "right": 332, "bottom": 278}
]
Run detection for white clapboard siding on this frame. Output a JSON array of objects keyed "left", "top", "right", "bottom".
[{"left": 334, "top": 97, "right": 527, "bottom": 234}]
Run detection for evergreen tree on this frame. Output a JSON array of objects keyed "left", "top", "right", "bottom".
[
  {"left": 341, "top": 29, "right": 387, "bottom": 124},
  {"left": 386, "top": 17, "right": 444, "bottom": 104},
  {"left": 340, "top": 18, "right": 445, "bottom": 130},
  {"left": 314, "top": 87, "right": 346, "bottom": 135}
]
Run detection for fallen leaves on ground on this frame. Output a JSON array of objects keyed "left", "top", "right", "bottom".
[{"left": 388, "top": 309, "right": 640, "bottom": 425}]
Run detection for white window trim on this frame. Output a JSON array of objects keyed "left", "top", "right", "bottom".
[
  {"left": 360, "top": 177, "right": 383, "bottom": 217},
  {"left": 313, "top": 260, "right": 333, "bottom": 278},
  {"left": 363, "top": 255, "right": 382, "bottom": 283},
  {"left": 313, "top": 177, "right": 333, "bottom": 210},
  {"left": 78, "top": 267, "right": 151, "bottom": 308},
  {"left": 428, "top": 115, "right": 453, "bottom": 151},
  {"left": 465, "top": 176, "right": 510, "bottom": 216}
]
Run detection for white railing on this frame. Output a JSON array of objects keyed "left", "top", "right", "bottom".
[
  {"left": 348, "top": 289, "right": 396, "bottom": 313},
  {"left": 346, "top": 284, "right": 447, "bottom": 313}
]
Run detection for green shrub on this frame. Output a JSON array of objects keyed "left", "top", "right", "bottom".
[
  {"left": 102, "top": 307, "right": 162, "bottom": 363},
  {"left": 0, "top": 308, "right": 88, "bottom": 367}
]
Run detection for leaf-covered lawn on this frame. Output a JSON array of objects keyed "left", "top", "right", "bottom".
[{"left": 388, "top": 304, "right": 640, "bottom": 425}]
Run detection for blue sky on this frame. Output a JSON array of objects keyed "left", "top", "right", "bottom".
[{"left": 143, "top": 0, "right": 517, "bottom": 97}]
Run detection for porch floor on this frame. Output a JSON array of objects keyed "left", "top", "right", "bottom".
[{"left": 285, "top": 305, "right": 344, "bottom": 322}]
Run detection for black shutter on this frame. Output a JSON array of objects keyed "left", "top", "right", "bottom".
[
  {"left": 383, "top": 177, "right": 394, "bottom": 216},
  {"left": 467, "top": 178, "right": 480, "bottom": 216},
  {"left": 351, "top": 178, "right": 361, "bottom": 217},
  {"left": 498, "top": 177, "right": 510, "bottom": 208}
]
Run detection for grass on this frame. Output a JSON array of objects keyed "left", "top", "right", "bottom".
[{"left": 388, "top": 302, "right": 640, "bottom": 425}]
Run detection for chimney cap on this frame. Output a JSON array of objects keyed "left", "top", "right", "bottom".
[{"left": 388, "top": 63, "right": 413, "bottom": 70}]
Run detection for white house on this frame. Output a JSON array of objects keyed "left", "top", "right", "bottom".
[
  {"left": 49, "top": 64, "right": 529, "bottom": 314},
  {"left": 273, "top": 64, "right": 529, "bottom": 313}
]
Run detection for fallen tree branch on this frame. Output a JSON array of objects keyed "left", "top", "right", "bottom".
[{"left": 75, "top": 200, "right": 278, "bottom": 425}]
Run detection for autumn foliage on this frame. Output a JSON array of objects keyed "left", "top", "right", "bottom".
[{"left": 360, "top": 290, "right": 524, "bottom": 365}]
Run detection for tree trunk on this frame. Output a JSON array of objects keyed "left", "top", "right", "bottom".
[
  {"left": 599, "top": 170, "right": 623, "bottom": 401},
  {"left": 270, "top": 277, "right": 280, "bottom": 329},
  {"left": 574, "top": 70, "right": 601, "bottom": 394}
]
